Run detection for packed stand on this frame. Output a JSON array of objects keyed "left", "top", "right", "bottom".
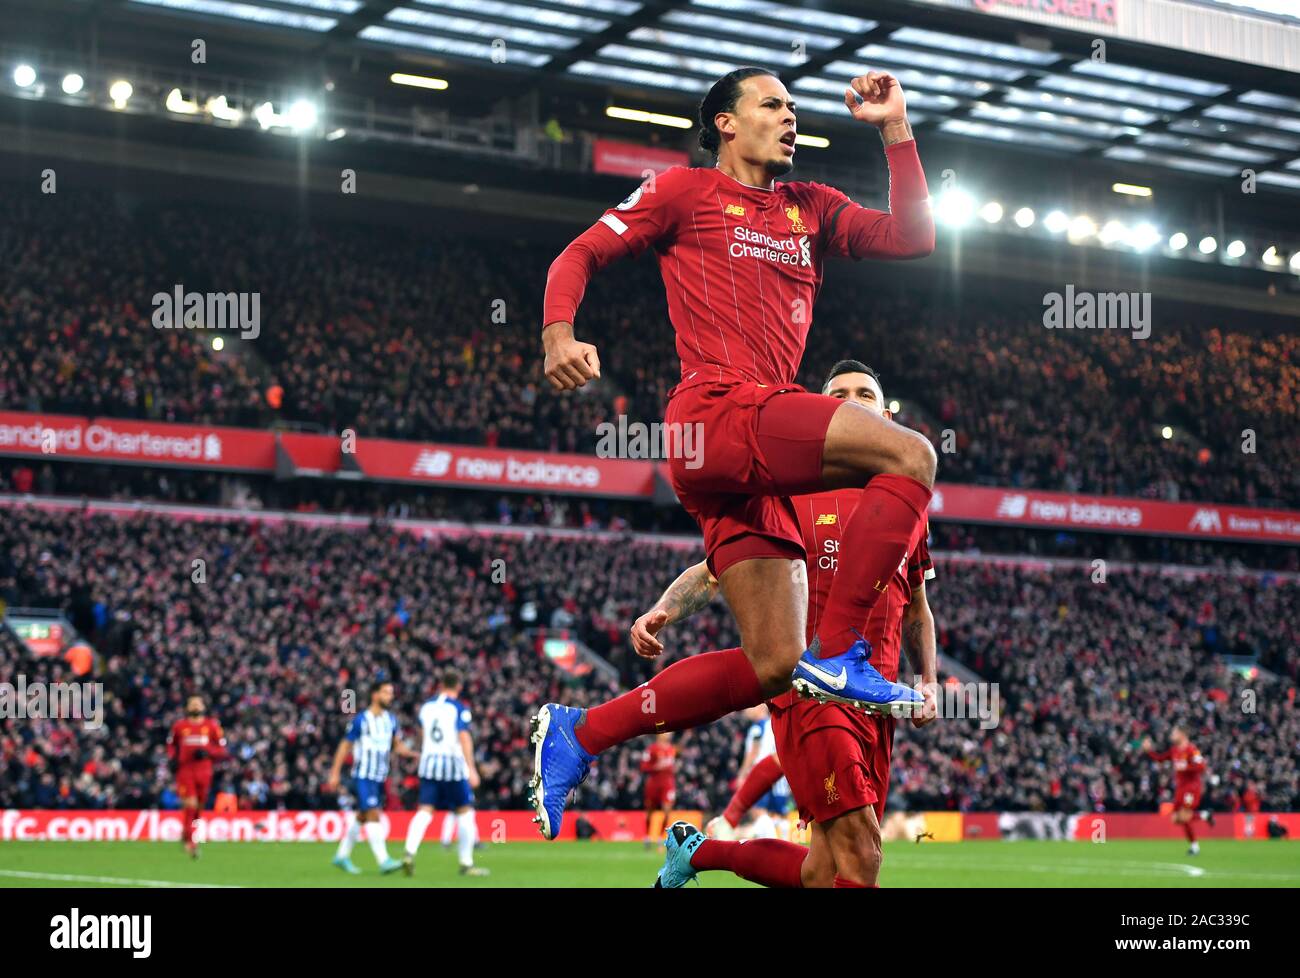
[
  {"left": 1, "top": 504, "right": 1295, "bottom": 816},
  {"left": 0, "top": 188, "right": 1295, "bottom": 507}
]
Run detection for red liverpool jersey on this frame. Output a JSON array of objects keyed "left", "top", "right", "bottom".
[
  {"left": 793, "top": 488, "right": 933, "bottom": 683},
  {"left": 168, "top": 718, "right": 226, "bottom": 768},
  {"left": 543, "top": 143, "right": 933, "bottom": 393},
  {"left": 641, "top": 742, "right": 677, "bottom": 779},
  {"left": 1148, "top": 742, "right": 1206, "bottom": 789}
]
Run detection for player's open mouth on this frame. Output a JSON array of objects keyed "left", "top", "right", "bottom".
[{"left": 779, "top": 131, "right": 796, "bottom": 154}]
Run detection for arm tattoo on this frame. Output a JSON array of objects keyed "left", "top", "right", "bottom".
[{"left": 661, "top": 567, "right": 718, "bottom": 622}]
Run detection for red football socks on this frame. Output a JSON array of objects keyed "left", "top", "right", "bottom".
[
  {"left": 691, "top": 839, "right": 806, "bottom": 888},
  {"left": 816, "top": 473, "right": 932, "bottom": 656},
  {"left": 575, "top": 647, "right": 764, "bottom": 756},
  {"left": 1183, "top": 821, "right": 1197, "bottom": 843},
  {"left": 723, "top": 754, "right": 784, "bottom": 827},
  {"left": 182, "top": 808, "right": 196, "bottom": 844}
]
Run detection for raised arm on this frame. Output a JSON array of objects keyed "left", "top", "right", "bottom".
[
  {"left": 629, "top": 559, "right": 721, "bottom": 659},
  {"left": 820, "top": 73, "right": 934, "bottom": 261},
  {"left": 541, "top": 225, "right": 621, "bottom": 390},
  {"left": 542, "top": 167, "right": 688, "bottom": 391},
  {"left": 1142, "top": 738, "right": 1171, "bottom": 762}
]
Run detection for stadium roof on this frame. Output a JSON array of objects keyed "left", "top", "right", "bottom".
[{"left": 90, "top": 0, "right": 1300, "bottom": 192}]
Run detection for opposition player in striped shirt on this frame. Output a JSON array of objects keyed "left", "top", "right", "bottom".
[
  {"left": 635, "top": 362, "right": 940, "bottom": 888},
  {"left": 711, "top": 706, "right": 793, "bottom": 841},
  {"left": 327, "top": 681, "right": 417, "bottom": 875},
  {"left": 532, "top": 66, "right": 936, "bottom": 841},
  {"left": 402, "top": 669, "right": 488, "bottom": 877}
]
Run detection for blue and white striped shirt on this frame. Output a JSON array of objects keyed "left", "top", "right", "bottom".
[
  {"left": 417, "top": 694, "right": 472, "bottom": 781},
  {"left": 347, "top": 709, "right": 397, "bottom": 781}
]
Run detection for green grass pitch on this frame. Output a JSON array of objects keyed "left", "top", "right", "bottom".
[{"left": 2, "top": 840, "right": 1298, "bottom": 888}]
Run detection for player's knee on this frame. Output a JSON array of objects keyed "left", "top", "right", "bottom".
[
  {"left": 751, "top": 647, "right": 802, "bottom": 693},
  {"left": 743, "top": 639, "right": 803, "bottom": 692},
  {"left": 802, "top": 859, "right": 836, "bottom": 889},
  {"left": 897, "top": 431, "right": 937, "bottom": 488},
  {"left": 751, "top": 658, "right": 795, "bottom": 696}
]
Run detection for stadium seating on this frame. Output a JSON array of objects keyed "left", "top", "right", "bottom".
[
  {"left": 1, "top": 504, "right": 1294, "bottom": 815},
  {"left": 0, "top": 191, "right": 1294, "bottom": 507}
]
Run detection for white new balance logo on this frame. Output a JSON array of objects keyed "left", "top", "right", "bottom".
[
  {"left": 1188, "top": 508, "right": 1222, "bottom": 533},
  {"left": 996, "top": 494, "right": 1028, "bottom": 518},
  {"left": 412, "top": 450, "right": 452, "bottom": 477}
]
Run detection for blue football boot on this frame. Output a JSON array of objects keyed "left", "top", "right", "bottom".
[
  {"left": 792, "top": 635, "right": 924, "bottom": 716},
  {"left": 528, "top": 703, "right": 595, "bottom": 840},
  {"left": 331, "top": 855, "right": 361, "bottom": 875},
  {"left": 654, "top": 821, "right": 706, "bottom": 888}
]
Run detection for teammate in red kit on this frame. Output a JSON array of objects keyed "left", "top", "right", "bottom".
[
  {"left": 639, "top": 362, "right": 939, "bottom": 888},
  {"left": 531, "top": 65, "right": 937, "bottom": 840},
  {"left": 640, "top": 733, "right": 678, "bottom": 847},
  {"left": 1143, "top": 727, "right": 1210, "bottom": 855},
  {"left": 167, "top": 695, "right": 227, "bottom": 859}
]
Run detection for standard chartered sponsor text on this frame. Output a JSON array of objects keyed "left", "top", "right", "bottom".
[{"left": 0, "top": 420, "right": 221, "bottom": 462}]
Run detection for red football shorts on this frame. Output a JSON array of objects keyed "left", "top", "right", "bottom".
[
  {"left": 644, "top": 776, "right": 677, "bottom": 810},
  {"left": 664, "top": 381, "right": 843, "bottom": 578},
  {"left": 770, "top": 696, "right": 894, "bottom": 824},
  {"left": 1175, "top": 786, "right": 1203, "bottom": 812},
  {"left": 176, "top": 765, "right": 212, "bottom": 805}
]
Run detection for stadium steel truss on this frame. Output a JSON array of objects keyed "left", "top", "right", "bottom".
[{"left": 33, "top": 0, "right": 1296, "bottom": 194}]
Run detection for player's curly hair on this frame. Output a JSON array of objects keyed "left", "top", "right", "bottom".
[
  {"left": 822, "top": 359, "right": 883, "bottom": 395},
  {"left": 698, "top": 66, "right": 777, "bottom": 155}
]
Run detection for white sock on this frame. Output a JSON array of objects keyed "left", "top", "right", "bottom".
[
  {"left": 336, "top": 815, "right": 360, "bottom": 859},
  {"left": 457, "top": 810, "right": 477, "bottom": 868},
  {"left": 364, "top": 819, "right": 390, "bottom": 863},
  {"left": 406, "top": 809, "right": 433, "bottom": 857},
  {"left": 440, "top": 812, "right": 457, "bottom": 845}
]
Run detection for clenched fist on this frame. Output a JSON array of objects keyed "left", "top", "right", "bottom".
[
  {"left": 543, "top": 321, "right": 601, "bottom": 391},
  {"left": 844, "top": 72, "right": 908, "bottom": 129}
]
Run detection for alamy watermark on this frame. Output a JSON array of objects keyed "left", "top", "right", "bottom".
[
  {"left": 894, "top": 680, "right": 1001, "bottom": 730},
  {"left": 595, "top": 415, "right": 705, "bottom": 470},
  {"left": 0, "top": 674, "right": 103, "bottom": 730},
  {"left": 151, "top": 285, "right": 260, "bottom": 340},
  {"left": 1043, "top": 285, "right": 1150, "bottom": 340}
]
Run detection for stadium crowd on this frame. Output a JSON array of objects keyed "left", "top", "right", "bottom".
[
  {"left": 1, "top": 504, "right": 1295, "bottom": 817},
  {"left": 0, "top": 190, "right": 1295, "bottom": 507},
  {"left": 894, "top": 559, "right": 1298, "bottom": 812}
]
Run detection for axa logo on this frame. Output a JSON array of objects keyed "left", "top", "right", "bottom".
[
  {"left": 1188, "top": 508, "right": 1222, "bottom": 533},
  {"left": 412, "top": 450, "right": 452, "bottom": 477},
  {"left": 996, "top": 494, "right": 1028, "bottom": 518}
]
